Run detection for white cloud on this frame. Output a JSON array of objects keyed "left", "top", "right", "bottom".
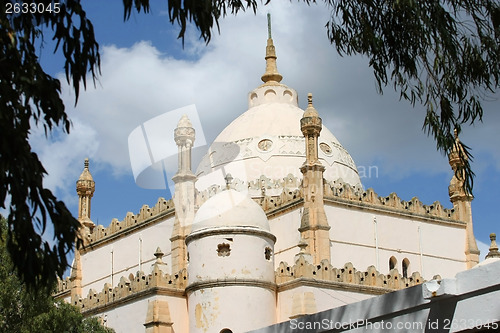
[{"left": 30, "top": 118, "right": 99, "bottom": 206}]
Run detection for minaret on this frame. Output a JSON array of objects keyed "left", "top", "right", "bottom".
[
  {"left": 72, "top": 158, "right": 95, "bottom": 299},
  {"left": 76, "top": 158, "right": 95, "bottom": 230},
  {"left": 170, "top": 115, "right": 196, "bottom": 273},
  {"left": 299, "top": 94, "right": 331, "bottom": 265},
  {"left": 261, "top": 13, "right": 283, "bottom": 85},
  {"left": 448, "top": 129, "right": 479, "bottom": 268}
]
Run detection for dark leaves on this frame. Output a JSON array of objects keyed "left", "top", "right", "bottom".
[
  {"left": 1, "top": 0, "right": 99, "bottom": 290},
  {"left": 122, "top": 0, "right": 258, "bottom": 44},
  {"left": 326, "top": 0, "right": 499, "bottom": 194}
]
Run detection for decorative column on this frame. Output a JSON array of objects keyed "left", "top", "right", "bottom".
[
  {"left": 448, "top": 129, "right": 479, "bottom": 268},
  {"left": 299, "top": 94, "right": 331, "bottom": 265},
  {"left": 170, "top": 115, "right": 197, "bottom": 273}
]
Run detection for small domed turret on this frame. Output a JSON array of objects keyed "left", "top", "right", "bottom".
[{"left": 186, "top": 189, "right": 276, "bottom": 333}]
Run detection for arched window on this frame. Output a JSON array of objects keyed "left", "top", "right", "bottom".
[
  {"left": 402, "top": 258, "right": 410, "bottom": 278},
  {"left": 220, "top": 329, "right": 233, "bottom": 333},
  {"left": 389, "top": 256, "right": 397, "bottom": 271}
]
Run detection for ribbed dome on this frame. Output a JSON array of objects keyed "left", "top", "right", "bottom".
[
  {"left": 191, "top": 189, "right": 270, "bottom": 233},
  {"left": 195, "top": 83, "right": 361, "bottom": 190}
]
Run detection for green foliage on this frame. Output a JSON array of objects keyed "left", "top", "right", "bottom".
[
  {"left": 28, "top": 301, "right": 114, "bottom": 333},
  {"left": 0, "top": 0, "right": 99, "bottom": 290},
  {"left": 0, "top": 218, "right": 114, "bottom": 333}
]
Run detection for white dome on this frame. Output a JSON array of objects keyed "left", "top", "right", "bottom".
[
  {"left": 191, "top": 189, "right": 270, "bottom": 233},
  {"left": 196, "top": 83, "right": 362, "bottom": 190}
]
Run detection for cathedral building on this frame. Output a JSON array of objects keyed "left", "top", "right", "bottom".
[{"left": 56, "top": 22, "right": 481, "bottom": 333}]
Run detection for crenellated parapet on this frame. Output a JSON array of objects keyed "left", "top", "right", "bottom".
[
  {"left": 276, "top": 257, "right": 425, "bottom": 292},
  {"left": 55, "top": 276, "right": 72, "bottom": 299},
  {"left": 324, "top": 179, "right": 459, "bottom": 222},
  {"left": 248, "top": 174, "right": 302, "bottom": 197},
  {"left": 71, "top": 267, "right": 187, "bottom": 314},
  {"left": 196, "top": 174, "right": 303, "bottom": 210},
  {"left": 197, "top": 184, "right": 223, "bottom": 205},
  {"left": 84, "top": 197, "right": 175, "bottom": 245},
  {"left": 196, "top": 175, "right": 460, "bottom": 223}
]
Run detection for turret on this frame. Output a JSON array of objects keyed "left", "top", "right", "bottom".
[{"left": 185, "top": 189, "right": 276, "bottom": 333}]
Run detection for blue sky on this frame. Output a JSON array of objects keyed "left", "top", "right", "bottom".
[{"left": 18, "top": 2, "right": 500, "bottom": 259}]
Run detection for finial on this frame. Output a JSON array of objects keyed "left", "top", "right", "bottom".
[
  {"left": 267, "top": 13, "right": 272, "bottom": 39},
  {"left": 154, "top": 247, "right": 165, "bottom": 262},
  {"left": 453, "top": 128, "right": 458, "bottom": 140},
  {"left": 307, "top": 93, "right": 313, "bottom": 107},
  {"left": 485, "top": 233, "right": 500, "bottom": 259},
  {"left": 224, "top": 173, "right": 233, "bottom": 189},
  {"left": 297, "top": 240, "right": 308, "bottom": 253},
  {"left": 261, "top": 14, "right": 283, "bottom": 84},
  {"left": 303, "top": 93, "right": 319, "bottom": 117},
  {"left": 294, "top": 239, "right": 313, "bottom": 264},
  {"left": 77, "top": 158, "right": 94, "bottom": 182},
  {"left": 151, "top": 246, "right": 169, "bottom": 273},
  {"left": 177, "top": 114, "right": 193, "bottom": 128}
]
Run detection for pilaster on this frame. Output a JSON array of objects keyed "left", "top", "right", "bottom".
[
  {"left": 69, "top": 249, "right": 82, "bottom": 299},
  {"left": 144, "top": 300, "right": 174, "bottom": 333}
]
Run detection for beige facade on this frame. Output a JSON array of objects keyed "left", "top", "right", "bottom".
[{"left": 56, "top": 23, "right": 480, "bottom": 333}]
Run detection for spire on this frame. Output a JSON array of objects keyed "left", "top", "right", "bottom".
[
  {"left": 261, "top": 13, "right": 283, "bottom": 84},
  {"left": 76, "top": 158, "right": 95, "bottom": 230},
  {"left": 485, "top": 233, "right": 500, "bottom": 259}
]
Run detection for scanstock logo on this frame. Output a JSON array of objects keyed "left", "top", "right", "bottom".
[{"left": 127, "top": 105, "right": 207, "bottom": 197}]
